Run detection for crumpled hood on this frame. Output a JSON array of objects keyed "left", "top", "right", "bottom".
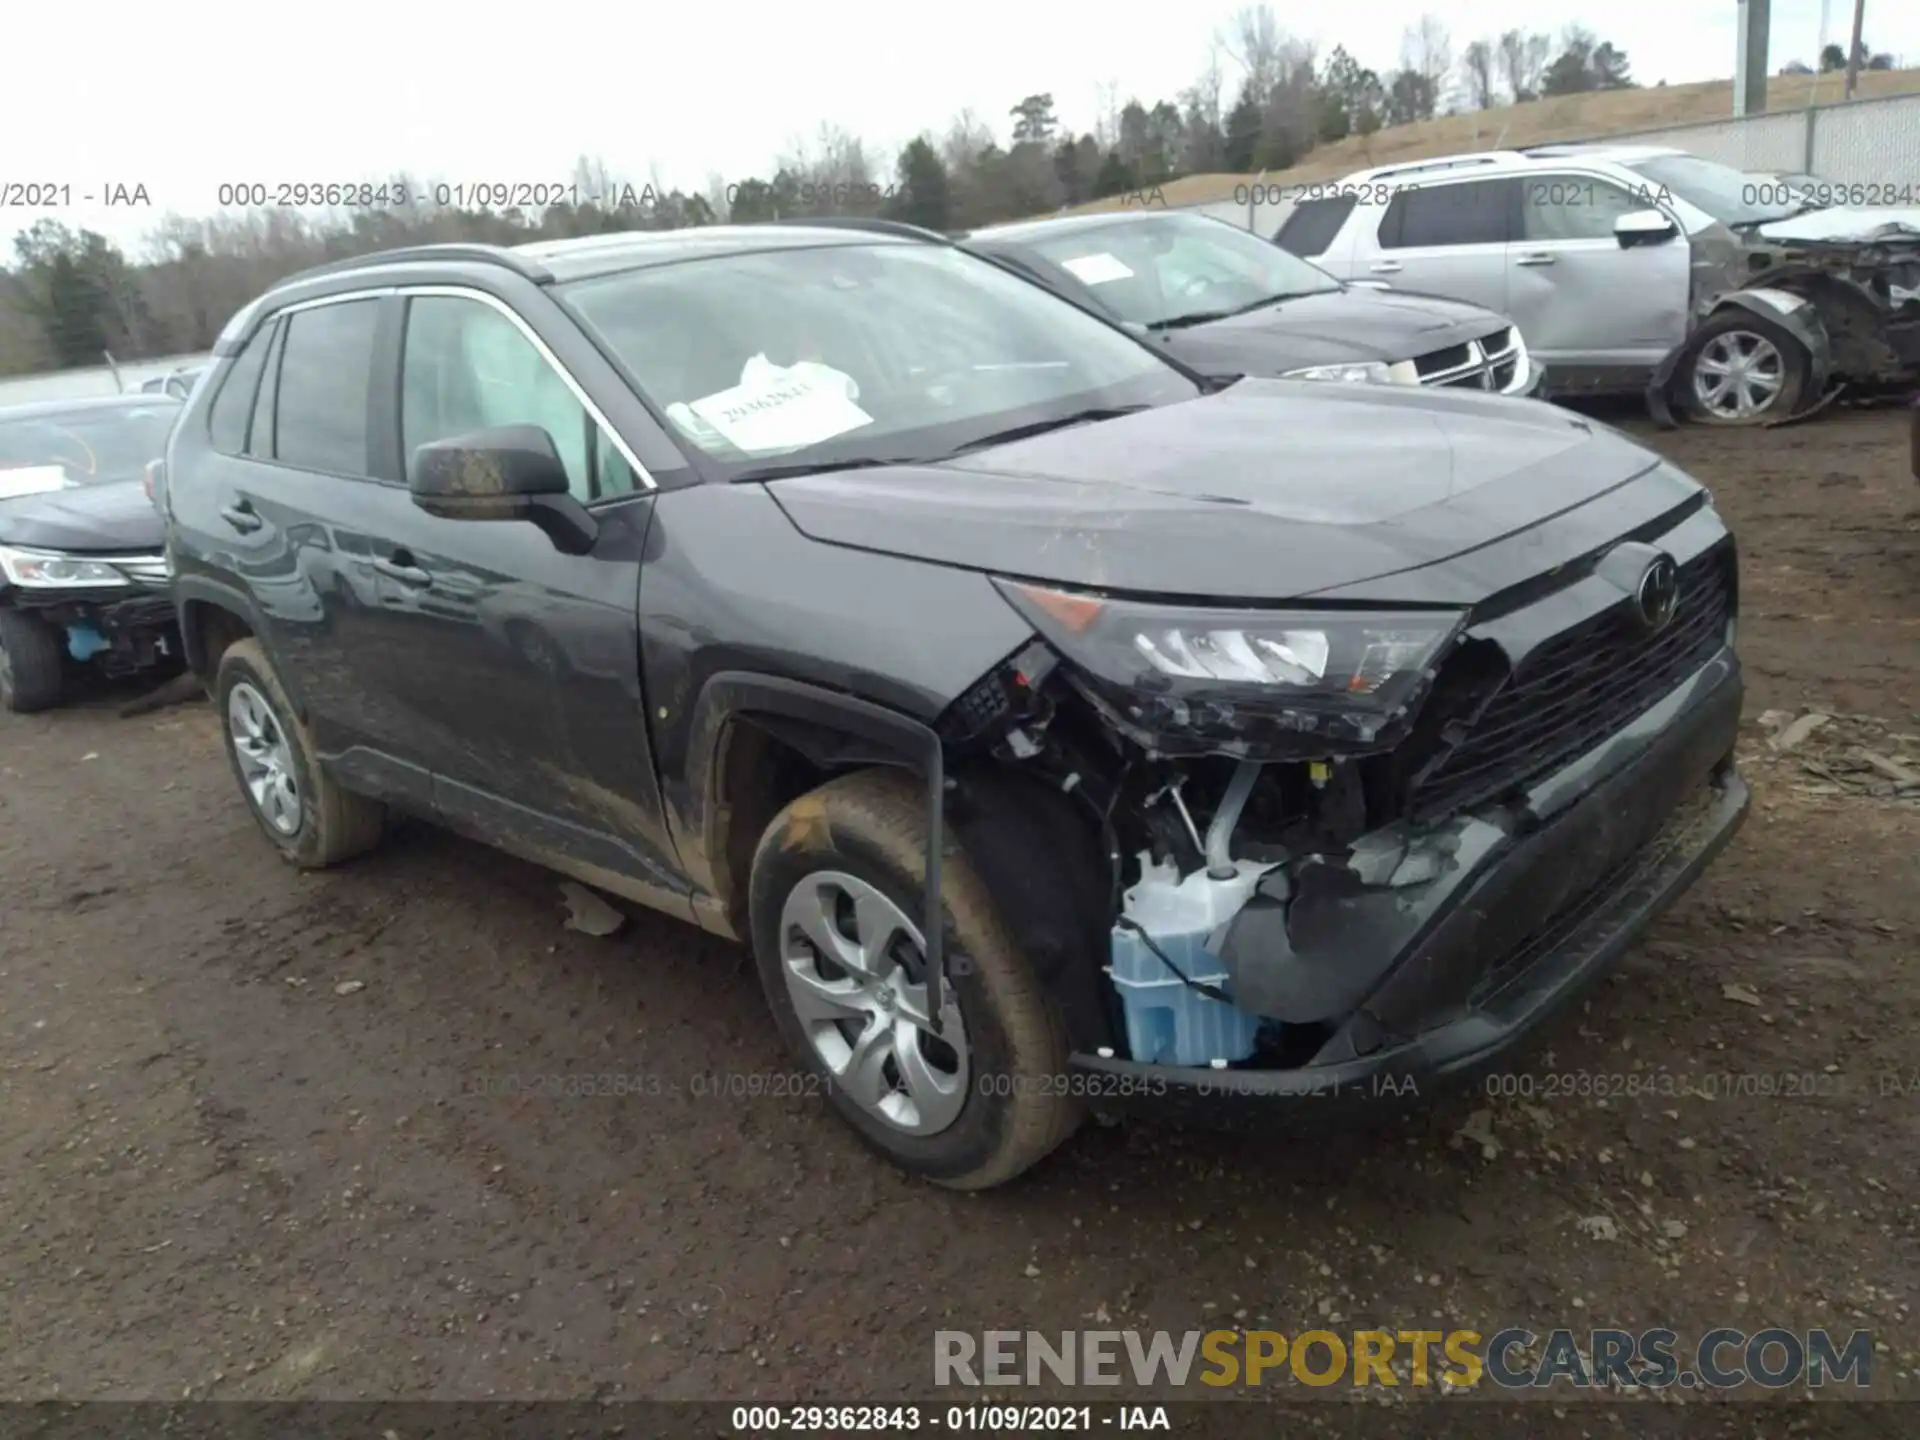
[
  {"left": 766, "top": 379, "right": 1684, "bottom": 602},
  {"left": 1753, "top": 208, "right": 1920, "bottom": 246},
  {"left": 1152, "top": 287, "right": 1509, "bottom": 377},
  {"left": 0, "top": 479, "right": 163, "bottom": 553}
]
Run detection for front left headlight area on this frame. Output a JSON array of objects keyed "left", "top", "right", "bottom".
[
  {"left": 0, "top": 545, "right": 136, "bottom": 589},
  {"left": 995, "top": 579, "right": 1466, "bottom": 757},
  {"left": 1281, "top": 359, "right": 1420, "bottom": 386}
]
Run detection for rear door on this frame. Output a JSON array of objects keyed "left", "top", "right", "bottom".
[
  {"left": 1509, "top": 171, "right": 1691, "bottom": 369},
  {"left": 188, "top": 295, "right": 435, "bottom": 801},
  {"left": 1366, "top": 176, "right": 1517, "bottom": 316}
]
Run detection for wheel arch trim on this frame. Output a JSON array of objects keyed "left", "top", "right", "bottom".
[{"left": 685, "top": 670, "right": 955, "bottom": 1032}]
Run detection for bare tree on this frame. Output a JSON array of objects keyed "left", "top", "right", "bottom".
[
  {"left": 1402, "top": 15, "right": 1454, "bottom": 120},
  {"left": 1460, "top": 38, "right": 1499, "bottom": 110},
  {"left": 1219, "top": 3, "right": 1286, "bottom": 108},
  {"left": 1497, "top": 29, "right": 1552, "bottom": 103},
  {"left": 1091, "top": 79, "right": 1122, "bottom": 149}
]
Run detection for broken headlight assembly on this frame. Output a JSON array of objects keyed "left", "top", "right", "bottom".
[
  {"left": 0, "top": 545, "right": 135, "bottom": 589},
  {"left": 994, "top": 579, "right": 1465, "bottom": 757}
]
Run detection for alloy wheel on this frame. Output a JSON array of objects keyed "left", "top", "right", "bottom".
[
  {"left": 227, "top": 680, "right": 303, "bottom": 835},
  {"left": 1691, "top": 330, "right": 1785, "bottom": 421},
  {"left": 778, "top": 870, "right": 969, "bottom": 1136}
]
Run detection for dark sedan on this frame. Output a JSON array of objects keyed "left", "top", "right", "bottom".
[
  {"left": 0, "top": 394, "right": 182, "bottom": 711},
  {"left": 965, "top": 210, "right": 1539, "bottom": 397}
]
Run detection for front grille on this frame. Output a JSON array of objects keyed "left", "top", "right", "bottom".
[
  {"left": 1414, "top": 327, "right": 1521, "bottom": 392},
  {"left": 1408, "top": 545, "right": 1734, "bottom": 822}
]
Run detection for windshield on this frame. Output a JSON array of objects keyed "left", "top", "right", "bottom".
[
  {"left": 0, "top": 403, "right": 180, "bottom": 487},
  {"left": 1622, "top": 154, "right": 1804, "bottom": 229},
  {"left": 558, "top": 241, "right": 1197, "bottom": 475},
  {"left": 994, "top": 212, "right": 1343, "bottom": 328}
]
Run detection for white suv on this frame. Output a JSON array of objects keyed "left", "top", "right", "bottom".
[{"left": 1275, "top": 143, "right": 1920, "bottom": 425}]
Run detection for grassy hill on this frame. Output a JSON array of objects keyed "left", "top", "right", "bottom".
[{"left": 1064, "top": 66, "right": 1920, "bottom": 215}]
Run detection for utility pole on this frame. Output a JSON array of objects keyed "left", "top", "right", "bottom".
[
  {"left": 1734, "top": 0, "right": 1771, "bottom": 117},
  {"left": 1843, "top": 0, "right": 1866, "bottom": 99}
]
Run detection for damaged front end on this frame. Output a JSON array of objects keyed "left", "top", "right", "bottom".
[
  {"left": 939, "top": 534, "right": 1751, "bottom": 1120},
  {"left": 1650, "top": 221, "right": 1920, "bottom": 427}
]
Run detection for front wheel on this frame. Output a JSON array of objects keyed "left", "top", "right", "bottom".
[
  {"left": 747, "top": 770, "right": 1082, "bottom": 1189},
  {"left": 1680, "top": 312, "right": 1811, "bottom": 425},
  {"left": 0, "top": 609, "right": 67, "bottom": 713}
]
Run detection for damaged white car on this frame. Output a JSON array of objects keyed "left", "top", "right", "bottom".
[{"left": 1285, "top": 143, "right": 1920, "bottom": 426}]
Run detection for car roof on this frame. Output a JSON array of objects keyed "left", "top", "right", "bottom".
[
  {"left": 1335, "top": 144, "right": 1686, "bottom": 187},
  {"left": 967, "top": 211, "right": 1214, "bottom": 245},
  {"left": 264, "top": 224, "right": 927, "bottom": 295},
  {"left": 0, "top": 393, "right": 184, "bottom": 422}
]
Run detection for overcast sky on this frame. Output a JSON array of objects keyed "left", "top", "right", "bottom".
[{"left": 4, "top": 0, "right": 1913, "bottom": 256}]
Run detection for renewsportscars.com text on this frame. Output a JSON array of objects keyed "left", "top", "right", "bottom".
[{"left": 934, "top": 1327, "right": 1873, "bottom": 1391}]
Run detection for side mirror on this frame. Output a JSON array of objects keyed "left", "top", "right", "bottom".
[
  {"left": 408, "top": 424, "right": 597, "bottom": 555},
  {"left": 1615, "top": 210, "right": 1678, "bottom": 248}
]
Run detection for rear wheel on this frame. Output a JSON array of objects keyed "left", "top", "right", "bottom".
[
  {"left": 214, "top": 638, "right": 386, "bottom": 866},
  {"left": 747, "top": 769, "right": 1081, "bottom": 1189},
  {"left": 0, "top": 609, "right": 67, "bottom": 713},
  {"left": 1681, "top": 312, "right": 1810, "bottom": 425}
]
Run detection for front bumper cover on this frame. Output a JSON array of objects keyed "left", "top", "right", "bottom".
[
  {"left": 1069, "top": 652, "right": 1748, "bottom": 1128},
  {"left": 6, "top": 586, "right": 180, "bottom": 672}
]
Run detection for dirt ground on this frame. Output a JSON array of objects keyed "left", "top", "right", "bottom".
[{"left": 2, "top": 409, "right": 1917, "bottom": 1425}]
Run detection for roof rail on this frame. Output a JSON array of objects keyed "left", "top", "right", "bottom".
[
  {"left": 762, "top": 216, "right": 951, "bottom": 243},
  {"left": 279, "top": 243, "right": 553, "bottom": 288},
  {"left": 1361, "top": 150, "right": 1529, "bottom": 182}
]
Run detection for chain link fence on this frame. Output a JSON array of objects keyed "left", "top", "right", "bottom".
[{"left": 1604, "top": 89, "right": 1920, "bottom": 182}]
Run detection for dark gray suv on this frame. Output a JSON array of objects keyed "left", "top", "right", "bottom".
[{"left": 163, "top": 222, "right": 1750, "bottom": 1188}]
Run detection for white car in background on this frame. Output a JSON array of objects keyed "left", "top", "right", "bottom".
[{"left": 1277, "top": 143, "right": 1920, "bottom": 425}]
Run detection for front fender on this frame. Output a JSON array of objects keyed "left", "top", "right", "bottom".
[{"left": 1647, "top": 288, "right": 1833, "bottom": 428}]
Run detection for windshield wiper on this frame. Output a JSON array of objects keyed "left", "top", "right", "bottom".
[
  {"left": 944, "top": 405, "right": 1151, "bottom": 456},
  {"left": 730, "top": 456, "right": 916, "bottom": 483},
  {"left": 1153, "top": 290, "right": 1329, "bottom": 331}
]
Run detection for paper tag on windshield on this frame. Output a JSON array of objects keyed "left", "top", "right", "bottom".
[
  {"left": 687, "top": 371, "right": 872, "bottom": 456},
  {"left": 1059, "top": 253, "right": 1134, "bottom": 285},
  {"left": 0, "top": 466, "right": 75, "bottom": 500}
]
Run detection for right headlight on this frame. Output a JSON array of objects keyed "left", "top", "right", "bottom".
[{"left": 995, "top": 579, "right": 1465, "bottom": 756}]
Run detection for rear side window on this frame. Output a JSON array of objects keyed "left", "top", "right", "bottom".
[
  {"left": 1380, "top": 179, "right": 1513, "bottom": 249},
  {"left": 207, "top": 330, "right": 273, "bottom": 455},
  {"left": 272, "top": 299, "right": 380, "bottom": 475},
  {"left": 1274, "top": 196, "right": 1357, "bottom": 257}
]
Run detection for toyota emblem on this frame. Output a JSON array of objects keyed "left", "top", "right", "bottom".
[{"left": 1634, "top": 555, "right": 1679, "bottom": 633}]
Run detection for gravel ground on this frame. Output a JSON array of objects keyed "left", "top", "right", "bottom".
[{"left": 2, "top": 409, "right": 1916, "bottom": 1430}]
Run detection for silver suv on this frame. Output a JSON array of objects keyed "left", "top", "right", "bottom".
[{"left": 1277, "top": 143, "right": 1920, "bottom": 426}]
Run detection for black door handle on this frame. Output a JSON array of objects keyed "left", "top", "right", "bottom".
[
  {"left": 373, "top": 555, "right": 432, "bottom": 588},
  {"left": 219, "top": 501, "right": 263, "bottom": 534}
]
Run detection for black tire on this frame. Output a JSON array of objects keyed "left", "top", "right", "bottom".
[
  {"left": 214, "top": 637, "right": 386, "bottom": 867},
  {"left": 0, "top": 609, "right": 67, "bottom": 713},
  {"left": 748, "top": 769, "right": 1081, "bottom": 1190},
  {"left": 1678, "top": 311, "right": 1811, "bottom": 426}
]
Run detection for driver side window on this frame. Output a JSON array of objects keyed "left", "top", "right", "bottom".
[
  {"left": 1521, "top": 177, "right": 1651, "bottom": 243},
  {"left": 399, "top": 295, "right": 637, "bottom": 503}
]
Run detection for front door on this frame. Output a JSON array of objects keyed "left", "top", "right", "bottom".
[
  {"left": 1507, "top": 172, "right": 1692, "bottom": 369},
  {"left": 335, "top": 289, "right": 687, "bottom": 909}
]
